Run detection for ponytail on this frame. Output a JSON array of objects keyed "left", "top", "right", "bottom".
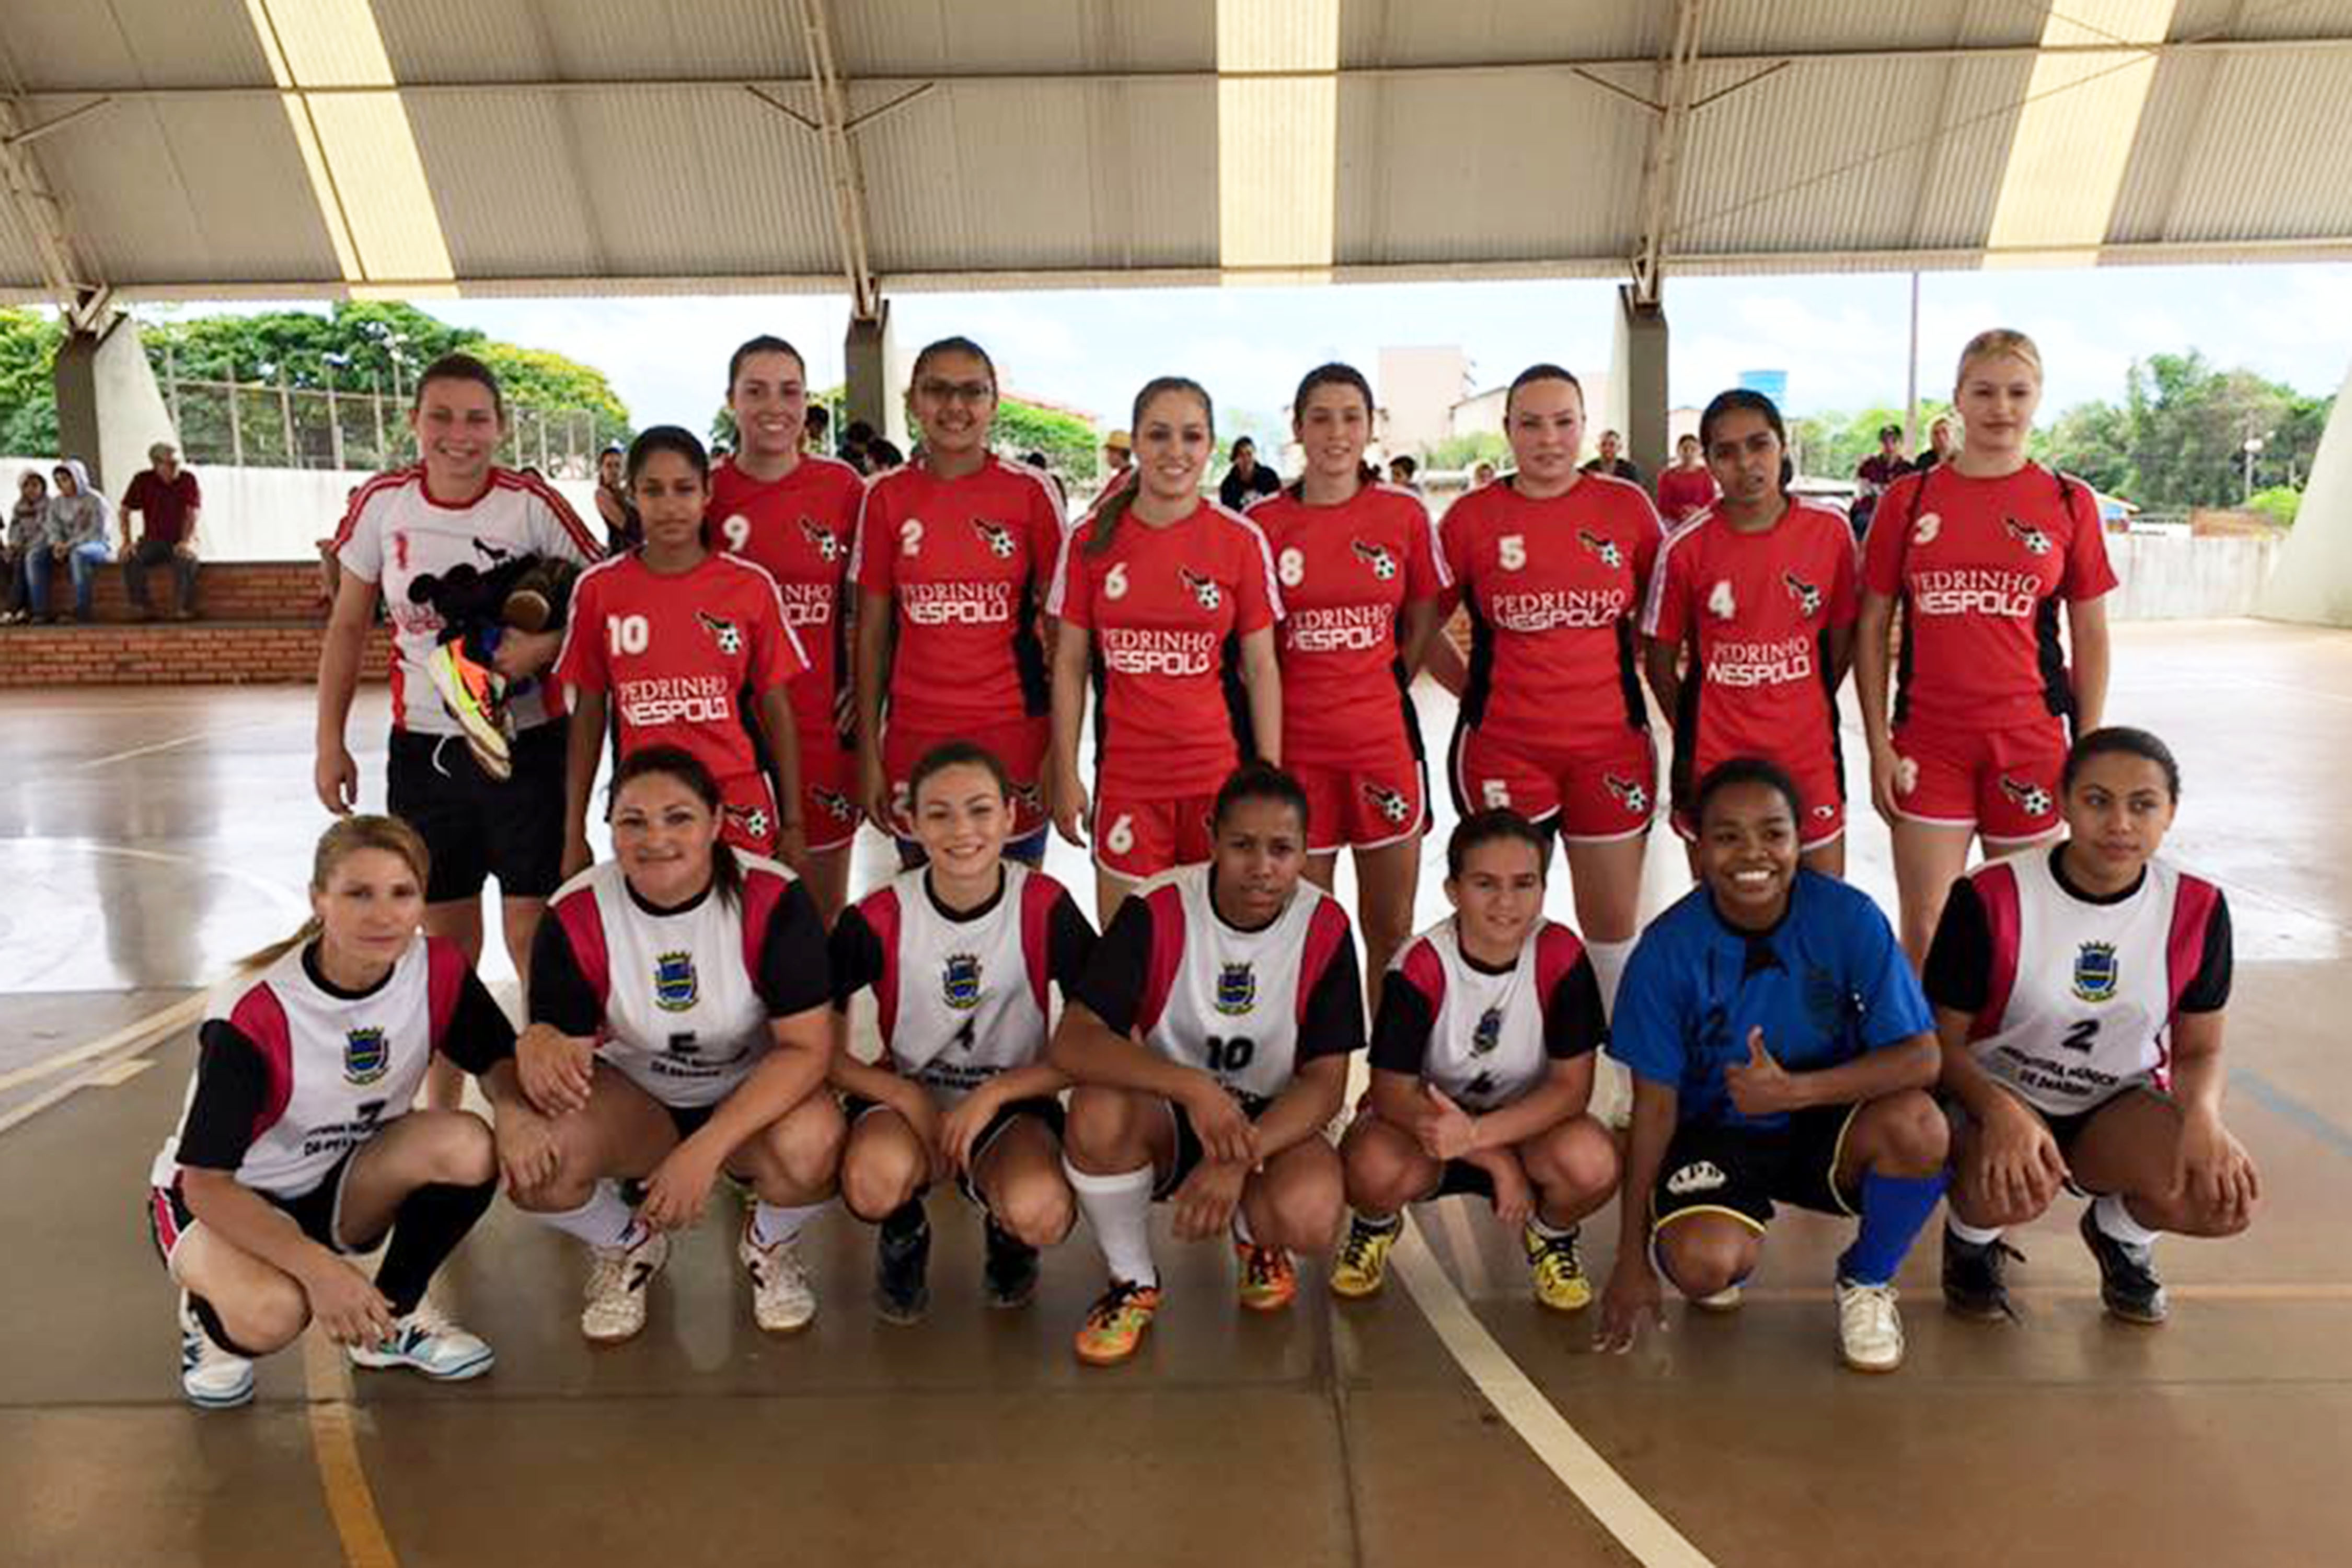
[
  {"left": 235, "top": 815, "right": 432, "bottom": 973},
  {"left": 1087, "top": 375, "right": 1213, "bottom": 558}
]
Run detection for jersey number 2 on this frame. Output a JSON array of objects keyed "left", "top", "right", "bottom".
[{"left": 2060, "top": 1019, "right": 2099, "bottom": 1053}]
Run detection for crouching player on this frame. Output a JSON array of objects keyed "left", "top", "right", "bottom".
[
  {"left": 1598, "top": 759, "right": 1949, "bottom": 1372},
  {"left": 1930, "top": 727, "right": 2255, "bottom": 1325},
  {"left": 1330, "top": 810, "right": 1619, "bottom": 1308},
  {"left": 828, "top": 741, "right": 1098, "bottom": 1322},
  {"left": 1049, "top": 764, "right": 1364, "bottom": 1365},
  {"left": 149, "top": 815, "right": 523, "bottom": 1408}
]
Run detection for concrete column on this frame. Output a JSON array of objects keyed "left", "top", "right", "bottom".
[
  {"left": 842, "top": 301, "right": 907, "bottom": 453},
  {"left": 53, "top": 313, "right": 178, "bottom": 494},
  {"left": 2257, "top": 355, "right": 2352, "bottom": 627},
  {"left": 1610, "top": 285, "right": 1670, "bottom": 479}
]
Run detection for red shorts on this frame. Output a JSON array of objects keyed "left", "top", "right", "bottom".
[
  {"left": 717, "top": 771, "right": 782, "bottom": 857},
  {"left": 1451, "top": 724, "right": 1656, "bottom": 841},
  {"left": 1671, "top": 759, "right": 1846, "bottom": 850},
  {"left": 795, "top": 721, "right": 862, "bottom": 854},
  {"left": 1892, "top": 714, "right": 2066, "bottom": 842},
  {"left": 882, "top": 713, "right": 1052, "bottom": 841},
  {"left": 1292, "top": 753, "right": 1426, "bottom": 855},
  {"left": 1092, "top": 783, "right": 1218, "bottom": 882}
]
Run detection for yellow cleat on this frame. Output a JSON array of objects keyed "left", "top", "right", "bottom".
[
  {"left": 1075, "top": 1279, "right": 1161, "bottom": 1366},
  {"left": 1524, "top": 1220, "right": 1593, "bottom": 1313},
  {"left": 1330, "top": 1215, "right": 1401, "bottom": 1300},
  {"left": 1235, "top": 1240, "right": 1298, "bottom": 1312}
]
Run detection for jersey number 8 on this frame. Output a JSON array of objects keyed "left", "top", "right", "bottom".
[
  {"left": 1277, "top": 548, "right": 1305, "bottom": 588},
  {"left": 607, "top": 614, "right": 650, "bottom": 655}
]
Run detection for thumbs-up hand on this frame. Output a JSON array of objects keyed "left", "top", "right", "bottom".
[
  {"left": 1415, "top": 1082, "right": 1481, "bottom": 1162},
  {"left": 1723, "top": 1025, "right": 1802, "bottom": 1117}
]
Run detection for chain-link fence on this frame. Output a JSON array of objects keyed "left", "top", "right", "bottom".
[{"left": 160, "top": 367, "right": 607, "bottom": 477}]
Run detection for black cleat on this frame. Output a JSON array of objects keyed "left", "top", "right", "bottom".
[
  {"left": 1942, "top": 1228, "right": 2024, "bottom": 1322},
  {"left": 983, "top": 1217, "right": 1041, "bottom": 1310},
  {"left": 2080, "top": 1207, "right": 2166, "bottom": 1324},
  {"left": 874, "top": 1203, "right": 932, "bottom": 1325}
]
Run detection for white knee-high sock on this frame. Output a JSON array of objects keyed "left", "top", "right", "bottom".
[
  {"left": 1066, "top": 1161, "right": 1157, "bottom": 1288},
  {"left": 1586, "top": 937, "right": 1635, "bottom": 1019},
  {"left": 2094, "top": 1193, "right": 2160, "bottom": 1247},
  {"left": 752, "top": 1200, "right": 826, "bottom": 1248},
  {"left": 532, "top": 1180, "right": 641, "bottom": 1248}
]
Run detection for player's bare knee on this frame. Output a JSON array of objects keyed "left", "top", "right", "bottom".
[
  {"left": 1863, "top": 1091, "right": 1948, "bottom": 1175},
  {"left": 1542, "top": 1119, "right": 1620, "bottom": 1201},
  {"left": 1063, "top": 1088, "right": 1147, "bottom": 1173},
  {"left": 1657, "top": 1226, "right": 1748, "bottom": 1299},
  {"left": 997, "top": 1176, "right": 1075, "bottom": 1249},
  {"left": 1268, "top": 1178, "right": 1346, "bottom": 1254},
  {"left": 840, "top": 1152, "right": 916, "bottom": 1223},
  {"left": 232, "top": 1276, "right": 312, "bottom": 1353},
  {"left": 428, "top": 1109, "right": 497, "bottom": 1185}
]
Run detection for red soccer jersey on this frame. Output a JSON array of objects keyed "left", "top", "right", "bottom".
[
  {"left": 1655, "top": 465, "right": 1718, "bottom": 524},
  {"left": 1439, "top": 474, "right": 1663, "bottom": 745},
  {"left": 1047, "top": 498, "right": 1282, "bottom": 795},
  {"left": 1248, "top": 482, "right": 1447, "bottom": 769},
  {"left": 849, "top": 454, "right": 1067, "bottom": 734},
  {"left": 708, "top": 455, "right": 866, "bottom": 734},
  {"left": 1643, "top": 501, "right": 1858, "bottom": 786},
  {"left": 555, "top": 551, "right": 808, "bottom": 784},
  {"left": 1861, "top": 462, "right": 2118, "bottom": 729}
]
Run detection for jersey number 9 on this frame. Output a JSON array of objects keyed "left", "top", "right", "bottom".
[{"left": 721, "top": 514, "right": 752, "bottom": 551}]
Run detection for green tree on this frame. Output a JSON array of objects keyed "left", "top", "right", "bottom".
[
  {"left": 2033, "top": 351, "right": 2331, "bottom": 509},
  {"left": 0, "top": 307, "right": 62, "bottom": 454},
  {"left": 1425, "top": 431, "right": 1509, "bottom": 472},
  {"left": 996, "top": 397, "right": 1099, "bottom": 482}
]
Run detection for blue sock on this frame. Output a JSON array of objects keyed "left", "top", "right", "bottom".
[{"left": 1838, "top": 1170, "right": 1947, "bottom": 1286}]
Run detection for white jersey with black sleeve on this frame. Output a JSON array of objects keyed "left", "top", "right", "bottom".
[{"left": 1371, "top": 918, "right": 1607, "bottom": 1112}]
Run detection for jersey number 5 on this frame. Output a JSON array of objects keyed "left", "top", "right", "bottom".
[
  {"left": 1498, "top": 534, "right": 1527, "bottom": 571},
  {"left": 607, "top": 614, "right": 650, "bottom": 655}
]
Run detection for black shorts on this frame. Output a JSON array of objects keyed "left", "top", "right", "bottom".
[
  {"left": 386, "top": 717, "right": 569, "bottom": 903},
  {"left": 1944, "top": 1085, "right": 2166, "bottom": 1197},
  {"left": 1154, "top": 1090, "right": 1274, "bottom": 1201},
  {"left": 147, "top": 1148, "right": 374, "bottom": 1268},
  {"left": 1651, "top": 1103, "right": 1863, "bottom": 1234},
  {"left": 844, "top": 1092, "right": 1065, "bottom": 1209}
]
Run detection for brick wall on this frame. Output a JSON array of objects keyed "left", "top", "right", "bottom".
[{"left": 0, "top": 561, "right": 394, "bottom": 687}]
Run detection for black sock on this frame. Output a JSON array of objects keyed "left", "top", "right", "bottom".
[
  {"left": 881, "top": 1197, "right": 928, "bottom": 1241},
  {"left": 374, "top": 1178, "right": 498, "bottom": 1317}
]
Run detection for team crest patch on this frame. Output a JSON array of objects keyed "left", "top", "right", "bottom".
[
  {"left": 1999, "top": 776, "right": 2055, "bottom": 817},
  {"left": 343, "top": 1026, "right": 390, "bottom": 1085},
  {"left": 812, "top": 786, "right": 858, "bottom": 822},
  {"left": 1471, "top": 1006, "right": 1503, "bottom": 1057},
  {"left": 972, "top": 519, "right": 1018, "bottom": 558},
  {"left": 1577, "top": 529, "right": 1624, "bottom": 569},
  {"left": 696, "top": 609, "right": 743, "bottom": 656},
  {"left": 1783, "top": 571, "right": 1823, "bottom": 618},
  {"left": 654, "top": 951, "right": 699, "bottom": 1012},
  {"left": 2003, "top": 516, "right": 2053, "bottom": 556},
  {"left": 1214, "top": 962, "right": 1256, "bottom": 1016},
  {"left": 1666, "top": 1160, "right": 1727, "bottom": 1196},
  {"left": 1361, "top": 781, "right": 1411, "bottom": 825},
  {"left": 1179, "top": 567, "right": 1223, "bottom": 611},
  {"left": 2071, "top": 941, "right": 2119, "bottom": 1003},
  {"left": 943, "top": 953, "right": 983, "bottom": 1011},
  {"left": 801, "top": 517, "right": 844, "bottom": 562},
  {"left": 1604, "top": 774, "right": 1651, "bottom": 815},
  {"left": 1351, "top": 539, "right": 1399, "bottom": 581}
]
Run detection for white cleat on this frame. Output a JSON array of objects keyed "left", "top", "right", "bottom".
[
  {"left": 348, "top": 1300, "right": 495, "bottom": 1381},
  {"left": 1836, "top": 1278, "right": 1906, "bottom": 1373},
  {"left": 179, "top": 1293, "right": 255, "bottom": 1410},
  {"left": 582, "top": 1229, "right": 670, "bottom": 1344},
  {"left": 738, "top": 1212, "right": 817, "bottom": 1333}
]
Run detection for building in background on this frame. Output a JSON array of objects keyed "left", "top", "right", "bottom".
[{"left": 1377, "top": 346, "right": 1472, "bottom": 458}]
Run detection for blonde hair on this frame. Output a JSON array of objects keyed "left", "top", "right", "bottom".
[
  {"left": 236, "top": 815, "right": 432, "bottom": 972},
  {"left": 1955, "top": 328, "right": 2043, "bottom": 389}
]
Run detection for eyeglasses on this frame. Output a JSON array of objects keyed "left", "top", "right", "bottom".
[{"left": 917, "top": 379, "right": 995, "bottom": 405}]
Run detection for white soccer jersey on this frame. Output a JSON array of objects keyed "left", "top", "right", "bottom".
[
  {"left": 867, "top": 863, "right": 1057, "bottom": 1099},
  {"left": 1385, "top": 919, "right": 1591, "bottom": 1112}
]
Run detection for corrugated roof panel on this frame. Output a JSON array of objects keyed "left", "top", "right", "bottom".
[
  {"left": 372, "top": 0, "right": 802, "bottom": 84},
  {"left": 1340, "top": 0, "right": 1661, "bottom": 67},
  {"left": 5, "top": 0, "right": 268, "bottom": 91},
  {"left": 402, "top": 94, "right": 599, "bottom": 278},
  {"left": 1701, "top": 0, "right": 2042, "bottom": 55},
  {"left": 1332, "top": 72, "right": 1647, "bottom": 266},
  {"left": 2144, "top": 51, "right": 2352, "bottom": 242},
  {"left": 836, "top": 0, "right": 1212, "bottom": 76},
  {"left": 2106, "top": 47, "right": 2219, "bottom": 245},
  {"left": 2185, "top": 0, "right": 2352, "bottom": 42}
]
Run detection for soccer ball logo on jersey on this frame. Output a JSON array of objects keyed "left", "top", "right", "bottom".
[
  {"left": 1010, "top": 780, "right": 1045, "bottom": 816},
  {"left": 972, "top": 519, "right": 1018, "bottom": 559},
  {"left": 1577, "top": 530, "right": 1624, "bottom": 570},
  {"left": 654, "top": 951, "right": 699, "bottom": 1012},
  {"left": 801, "top": 518, "right": 844, "bottom": 563},
  {"left": 1999, "top": 776, "right": 2055, "bottom": 817},
  {"left": 723, "top": 803, "right": 771, "bottom": 843},
  {"left": 1604, "top": 774, "right": 1650, "bottom": 815},
  {"left": 696, "top": 609, "right": 743, "bottom": 656},
  {"left": 1471, "top": 1006, "right": 1504, "bottom": 1058},
  {"left": 812, "top": 786, "right": 858, "bottom": 823},
  {"left": 342, "top": 1026, "right": 390, "bottom": 1086},
  {"left": 1783, "top": 571, "right": 1823, "bottom": 619},
  {"left": 1361, "top": 781, "right": 1411, "bottom": 825},
  {"left": 2003, "top": 516, "right": 2054, "bottom": 556},
  {"left": 1214, "top": 962, "right": 1256, "bottom": 1016},
  {"left": 2071, "top": 941, "right": 2120, "bottom": 1004},
  {"left": 942, "top": 953, "right": 984, "bottom": 1011},
  {"left": 1179, "top": 567, "right": 1223, "bottom": 612},
  {"left": 1351, "top": 539, "right": 1399, "bottom": 581}
]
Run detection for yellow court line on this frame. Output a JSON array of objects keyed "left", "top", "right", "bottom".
[
  {"left": 301, "top": 1331, "right": 401, "bottom": 1568},
  {"left": 1389, "top": 1215, "right": 1720, "bottom": 1568},
  {"left": 0, "top": 994, "right": 206, "bottom": 1098}
]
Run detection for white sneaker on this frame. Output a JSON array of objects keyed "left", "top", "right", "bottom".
[
  {"left": 348, "top": 1300, "right": 495, "bottom": 1381},
  {"left": 179, "top": 1293, "right": 255, "bottom": 1409},
  {"left": 737, "top": 1210, "right": 817, "bottom": 1333},
  {"left": 1693, "top": 1284, "right": 1745, "bottom": 1312},
  {"left": 1836, "top": 1278, "right": 1906, "bottom": 1373},
  {"left": 582, "top": 1228, "right": 670, "bottom": 1343}
]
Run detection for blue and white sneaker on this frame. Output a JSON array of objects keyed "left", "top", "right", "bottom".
[
  {"left": 179, "top": 1293, "right": 255, "bottom": 1410},
  {"left": 348, "top": 1300, "right": 495, "bottom": 1381}
]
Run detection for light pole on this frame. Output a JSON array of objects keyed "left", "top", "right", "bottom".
[{"left": 2243, "top": 432, "right": 2266, "bottom": 504}]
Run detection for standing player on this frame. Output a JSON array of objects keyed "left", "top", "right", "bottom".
[
  {"left": 708, "top": 335, "right": 870, "bottom": 921},
  {"left": 1331, "top": 810, "right": 1619, "bottom": 1308},
  {"left": 1928, "top": 728, "right": 2254, "bottom": 1325},
  {"left": 1246, "top": 362, "right": 1448, "bottom": 993},
  {"left": 1654, "top": 433, "right": 1718, "bottom": 525},
  {"left": 1597, "top": 759, "right": 1949, "bottom": 1373},
  {"left": 1436, "top": 363, "right": 1663, "bottom": 1020},
  {"left": 149, "top": 816, "right": 528, "bottom": 1408},
  {"left": 1857, "top": 329, "right": 2117, "bottom": 962},
  {"left": 828, "top": 741, "right": 1097, "bottom": 1321},
  {"left": 555, "top": 426, "right": 806, "bottom": 877},
  {"left": 504, "top": 747, "right": 843, "bottom": 1342},
  {"left": 851, "top": 337, "right": 1067, "bottom": 865},
  {"left": 1047, "top": 377, "right": 1284, "bottom": 923},
  {"left": 317, "top": 353, "right": 600, "bottom": 1108},
  {"left": 1644, "top": 390, "right": 1859, "bottom": 877},
  {"left": 1048, "top": 765, "right": 1363, "bottom": 1365}
]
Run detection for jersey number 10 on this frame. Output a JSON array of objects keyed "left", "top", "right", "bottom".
[
  {"left": 607, "top": 614, "right": 651, "bottom": 655},
  {"left": 1205, "top": 1035, "right": 1255, "bottom": 1074}
]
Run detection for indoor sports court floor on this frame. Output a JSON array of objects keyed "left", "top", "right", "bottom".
[{"left": 4, "top": 618, "right": 2348, "bottom": 1567}]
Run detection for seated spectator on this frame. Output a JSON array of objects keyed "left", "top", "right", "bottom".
[
  {"left": 1581, "top": 430, "right": 1644, "bottom": 486},
  {"left": 1218, "top": 436, "right": 1282, "bottom": 511},
  {"left": 1, "top": 468, "right": 44, "bottom": 624},
  {"left": 122, "top": 441, "right": 203, "bottom": 620},
  {"left": 29, "top": 459, "right": 112, "bottom": 623},
  {"left": 1471, "top": 460, "right": 1497, "bottom": 488}
]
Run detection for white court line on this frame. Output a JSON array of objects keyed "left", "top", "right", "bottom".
[
  {"left": 0, "top": 993, "right": 205, "bottom": 1096},
  {"left": 1390, "top": 1215, "right": 1719, "bottom": 1568},
  {"left": 73, "top": 730, "right": 218, "bottom": 770}
]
